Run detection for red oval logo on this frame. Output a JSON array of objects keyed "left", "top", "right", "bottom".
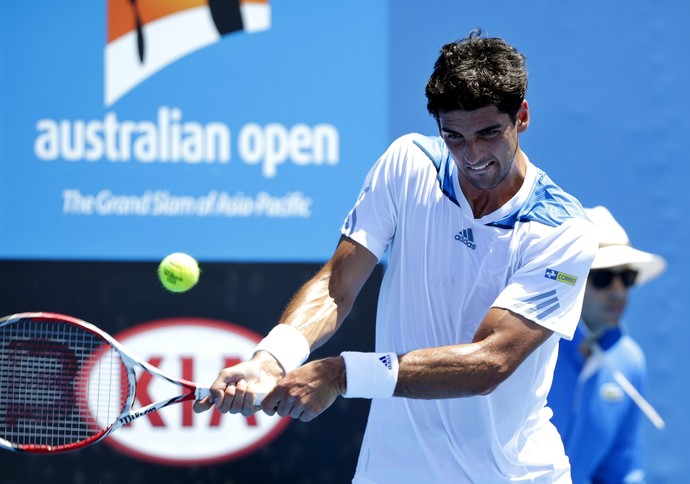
[{"left": 90, "top": 317, "right": 289, "bottom": 465}]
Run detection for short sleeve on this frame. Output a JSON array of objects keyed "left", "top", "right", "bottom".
[
  {"left": 492, "top": 217, "right": 598, "bottom": 339},
  {"left": 340, "top": 136, "right": 412, "bottom": 260}
]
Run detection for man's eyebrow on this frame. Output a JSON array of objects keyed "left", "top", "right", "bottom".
[
  {"left": 440, "top": 123, "right": 503, "bottom": 135},
  {"left": 478, "top": 124, "right": 502, "bottom": 132}
]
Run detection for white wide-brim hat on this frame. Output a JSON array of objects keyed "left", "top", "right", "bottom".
[{"left": 586, "top": 206, "right": 667, "bottom": 286}]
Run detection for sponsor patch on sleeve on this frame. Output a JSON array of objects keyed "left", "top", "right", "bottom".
[{"left": 544, "top": 268, "right": 578, "bottom": 286}]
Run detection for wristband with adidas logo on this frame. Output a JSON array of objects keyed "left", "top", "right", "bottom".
[{"left": 340, "top": 351, "right": 399, "bottom": 398}]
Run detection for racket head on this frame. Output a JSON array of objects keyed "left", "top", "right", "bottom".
[{"left": 0, "top": 312, "right": 131, "bottom": 453}]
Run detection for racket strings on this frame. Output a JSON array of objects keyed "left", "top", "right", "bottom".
[{"left": 0, "top": 317, "right": 129, "bottom": 450}]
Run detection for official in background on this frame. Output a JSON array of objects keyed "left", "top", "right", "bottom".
[{"left": 549, "top": 205, "right": 667, "bottom": 484}]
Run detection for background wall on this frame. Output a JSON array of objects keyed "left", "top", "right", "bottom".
[{"left": 1, "top": 0, "right": 688, "bottom": 482}]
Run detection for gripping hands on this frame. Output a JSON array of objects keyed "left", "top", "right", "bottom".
[{"left": 194, "top": 353, "right": 347, "bottom": 422}]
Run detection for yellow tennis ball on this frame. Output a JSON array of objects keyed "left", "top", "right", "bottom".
[{"left": 158, "top": 253, "right": 200, "bottom": 293}]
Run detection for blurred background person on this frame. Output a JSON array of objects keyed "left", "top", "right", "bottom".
[{"left": 549, "top": 205, "right": 667, "bottom": 484}]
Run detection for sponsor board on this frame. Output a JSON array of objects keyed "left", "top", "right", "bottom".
[{"left": 86, "top": 318, "right": 289, "bottom": 465}]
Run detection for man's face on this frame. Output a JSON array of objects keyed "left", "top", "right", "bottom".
[
  {"left": 581, "top": 265, "right": 636, "bottom": 333},
  {"left": 437, "top": 103, "right": 528, "bottom": 191}
]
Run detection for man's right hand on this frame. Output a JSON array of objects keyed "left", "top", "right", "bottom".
[{"left": 193, "top": 351, "right": 284, "bottom": 417}]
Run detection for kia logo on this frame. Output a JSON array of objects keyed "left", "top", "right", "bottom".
[{"left": 87, "top": 317, "right": 289, "bottom": 465}]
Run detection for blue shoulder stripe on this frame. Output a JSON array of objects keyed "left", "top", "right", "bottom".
[
  {"left": 488, "top": 171, "right": 587, "bottom": 229},
  {"left": 412, "top": 135, "right": 460, "bottom": 207},
  {"left": 411, "top": 135, "right": 585, "bottom": 229}
]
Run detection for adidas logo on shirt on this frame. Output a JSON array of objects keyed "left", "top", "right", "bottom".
[
  {"left": 378, "top": 354, "right": 393, "bottom": 370},
  {"left": 454, "top": 228, "right": 477, "bottom": 250}
]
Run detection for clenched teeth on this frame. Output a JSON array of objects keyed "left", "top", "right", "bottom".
[{"left": 468, "top": 161, "right": 490, "bottom": 171}]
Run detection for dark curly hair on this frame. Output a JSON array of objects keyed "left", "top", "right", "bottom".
[{"left": 425, "top": 29, "right": 528, "bottom": 122}]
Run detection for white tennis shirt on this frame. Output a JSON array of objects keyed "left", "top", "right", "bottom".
[{"left": 341, "top": 134, "right": 597, "bottom": 483}]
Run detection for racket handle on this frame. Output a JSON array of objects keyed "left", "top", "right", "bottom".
[
  {"left": 252, "top": 383, "right": 274, "bottom": 406},
  {"left": 195, "top": 387, "right": 268, "bottom": 405}
]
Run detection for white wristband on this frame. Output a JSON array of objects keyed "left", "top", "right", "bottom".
[
  {"left": 340, "top": 351, "right": 399, "bottom": 399},
  {"left": 254, "top": 324, "right": 310, "bottom": 374}
]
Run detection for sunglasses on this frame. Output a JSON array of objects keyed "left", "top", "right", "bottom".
[{"left": 589, "top": 268, "right": 638, "bottom": 289}]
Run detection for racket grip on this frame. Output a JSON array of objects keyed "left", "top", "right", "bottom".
[
  {"left": 195, "top": 387, "right": 268, "bottom": 406},
  {"left": 252, "top": 383, "right": 275, "bottom": 406},
  {"left": 196, "top": 387, "right": 211, "bottom": 400}
]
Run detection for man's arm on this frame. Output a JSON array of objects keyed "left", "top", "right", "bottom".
[
  {"left": 262, "top": 305, "right": 554, "bottom": 421},
  {"left": 194, "top": 235, "right": 378, "bottom": 414},
  {"left": 199, "top": 240, "right": 554, "bottom": 420},
  {"left": 395, "top": 307, "right": 553, "bottom": 398},
  {"left": 272, "top": 234, "right": 378, "bottom": 350}
]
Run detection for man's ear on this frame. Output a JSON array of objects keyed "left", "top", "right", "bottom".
[{"left": 517, "top": 100, "right": 530, "bottom": 133}]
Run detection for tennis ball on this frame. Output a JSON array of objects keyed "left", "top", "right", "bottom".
[{"left": 158, "top": 253, "right": 200, "bottom": 293}]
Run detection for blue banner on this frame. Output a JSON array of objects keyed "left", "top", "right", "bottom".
[{"left": 0, "top": 1, "right": 389, "bottom": 261}]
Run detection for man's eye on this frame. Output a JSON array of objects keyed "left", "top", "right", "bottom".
[{"left": 480, "top": 130, "right": 499, "bottom": 138}]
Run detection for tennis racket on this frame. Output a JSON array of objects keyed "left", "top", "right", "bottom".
[{"left": 0, "top": 312, "right": 266, "bottom": 453}]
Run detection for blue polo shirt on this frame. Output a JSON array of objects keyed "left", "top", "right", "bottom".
[{"left": 549, "top": 324, "right": 646, "bottom": 483}]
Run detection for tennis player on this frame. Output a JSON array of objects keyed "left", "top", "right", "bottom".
[
  {"left": 548, "top": 206, "right": 667, "bottom": 484},
  {"left": 196, "top": 29, "right": 598, "bottom": 482}
]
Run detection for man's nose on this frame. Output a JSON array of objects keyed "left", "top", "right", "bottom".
[{"left": 463, "top": 139, "right": 481, "bottom": 164}]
